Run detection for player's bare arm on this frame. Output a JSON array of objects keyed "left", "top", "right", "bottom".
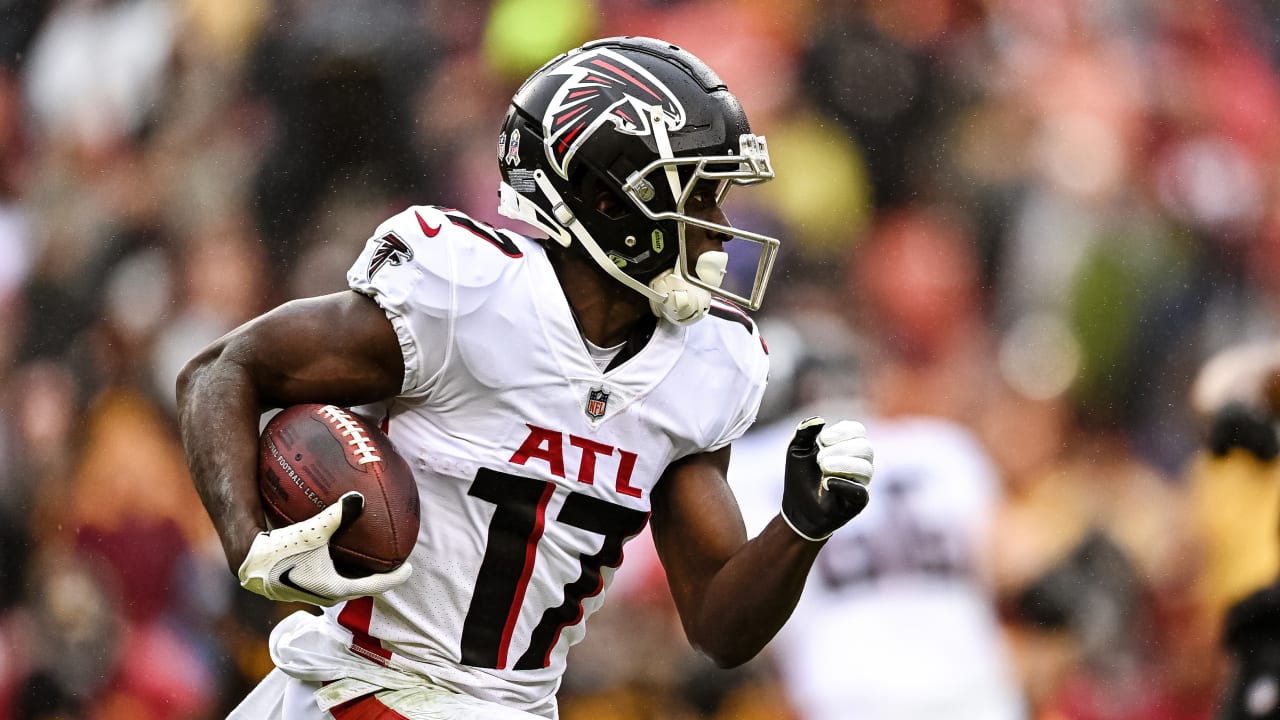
[
  {"left": 651, "top": 447, "right": 815, "bottom": 667},
  {"left": 176, "top": 290, "right": 404, "bottom": 573},
  {"left": 651, "top": 419, "right": 873, "bottom": 668}
]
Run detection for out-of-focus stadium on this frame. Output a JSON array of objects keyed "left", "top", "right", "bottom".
[{"left": 3, "top": 0, "right": 1280, "bottom": 718}]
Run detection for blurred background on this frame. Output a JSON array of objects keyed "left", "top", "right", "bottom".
[{"left": 4, "top": 0, "right": 1280, "bottom": 718}]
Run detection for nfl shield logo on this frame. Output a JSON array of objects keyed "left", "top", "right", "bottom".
[{"left": 586, "top": 387, "right": 610, "bottom": 420}]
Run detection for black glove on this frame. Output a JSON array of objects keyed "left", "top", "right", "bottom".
[
  {"left": 781, "top": 417, "right": 873, "bottom": 541},
  {"left": 1219, "top": 579, "right": 1280, "bottom": 719},
  {"left": 1208, "top": 403, "right": 1279, "bottom": 461}
]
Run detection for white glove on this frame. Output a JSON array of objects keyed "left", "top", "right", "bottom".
[
  {"left": 238, "top": 491, "right": 413, "bottom": 606},
  {"left": 781, "top": 417, "right": 874, "bottom": 541},
  {"left": 816, "top": 420, "right": 875, "bottom": 491}
]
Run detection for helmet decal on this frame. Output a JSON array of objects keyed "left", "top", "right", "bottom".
[
  {"left": 543, "top": 48, "right": 687, "bottom": 179},
  {"left": 504, "top": 128, "right": 522, "bottom": 167}
]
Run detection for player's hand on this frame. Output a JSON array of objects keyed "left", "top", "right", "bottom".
[
  {"left": 238, "top": 491, "right": 412, "bottom": 607},
  {"left": 781, "top": 417, "right": 873, "bottom": 541}
]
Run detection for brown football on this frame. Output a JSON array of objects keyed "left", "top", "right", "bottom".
[{"left": 257, "top": 404, "right": 419, "bottom": 576}]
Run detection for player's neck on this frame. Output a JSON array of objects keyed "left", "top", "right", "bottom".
[{"left": 548, "top": 245, "right": 653, "bottom": 348}]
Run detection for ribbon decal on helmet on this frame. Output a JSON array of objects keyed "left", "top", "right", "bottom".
[{"left": 542, "top": 48, "right": 687, "bottom": 179}]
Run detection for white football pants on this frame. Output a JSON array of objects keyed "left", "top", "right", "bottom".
[{"left": 228, "top": 668, "right": 550, "bottom": 720}]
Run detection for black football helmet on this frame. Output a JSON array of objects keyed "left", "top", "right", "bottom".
[{"left": 496, "top": 36, "right": 778, "bottom": 318}]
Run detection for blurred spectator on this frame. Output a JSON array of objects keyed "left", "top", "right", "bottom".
[
  {"left": 801, "top": 1, "right": 978, "bottom": 212},
  {"left": 1183, "top": 340, "right": 1280, "bottom": 719},
  {"left": 23, "top": 0, "right": 177, "bottom": 151},
  {"left": 246, "top": 0, "right": 437, "bottom": 268},
  {"left": 986, "top": 395, "right": 1206, "bottom": 720},
  {"left": 1186, "top": 340, "right": 1280, "bottom": 626},
  {"left": 848, "top": 203, "right": 1001, "bottom": 426}
]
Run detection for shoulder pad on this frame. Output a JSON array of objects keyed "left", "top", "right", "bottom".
[
  {"left": 686, "top": 299, "right": 770, "bottom": 452},
  {"left": 707, "top": 299, "right": 757, "bottom": 337},
  {"left": 426, "top": 206, "right": 524, "bottom": 260},
  {"left": 707, "top": 299, "right": 768, "bottom": 357},
  {"left": 688, "top": 298, "right": 768, "bottom": 380},
  {"left": 365, "top": 205, "right": 524, "bottom": 280},
  {"left": 348, "top": 205, "right": 530, "bottom": 316}
]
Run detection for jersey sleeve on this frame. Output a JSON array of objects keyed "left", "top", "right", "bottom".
[
  {"left": 705, "top": 308, "right": 771, "bottom": 452},
  {"left": 346, "top": 205, "right": 520, "bottom": 399}
]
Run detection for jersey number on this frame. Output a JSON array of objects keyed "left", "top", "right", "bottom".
[{"left": 460, "top": 468, "right": 648, "bottom": 670}]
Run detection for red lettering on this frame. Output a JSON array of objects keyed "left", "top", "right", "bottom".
[
  {"left": 569, "top": 436, "right": 615, "bottom": 486},
  {"left": 615, "top": 450, "right": 641, "bottom": 498},
  {"left": 509, "top": 424, "right": 565, "bottom": 478},
  {"left": 510, "top": 426, "right": 643, "bottom": 498}
]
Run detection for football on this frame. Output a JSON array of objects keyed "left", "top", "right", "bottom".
[{"left": 257, "top": 404, "right": 420, "bottom": 577}]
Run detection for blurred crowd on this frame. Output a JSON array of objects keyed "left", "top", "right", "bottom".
[{"left": 4, "top": 0, "right": 1280, "bottom": 718}]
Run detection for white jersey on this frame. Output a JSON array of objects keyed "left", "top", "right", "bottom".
[
  {"left": 731, "top": 410, "right": 1026, "bottom": 720},
  {"left": 269, "top": 205, "right": 768, "bottom": 718}
]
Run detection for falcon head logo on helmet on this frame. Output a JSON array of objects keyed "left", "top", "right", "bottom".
[{"left": 542, "top": 49, "right": 687, "bottom": 180}]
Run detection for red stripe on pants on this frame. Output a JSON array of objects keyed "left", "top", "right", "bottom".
[
  {"left": 337, "top": 596, "right": 393, "bottom": 665},
  {"left": 329, "top": 693, "right": 411, "bottom": 720}
]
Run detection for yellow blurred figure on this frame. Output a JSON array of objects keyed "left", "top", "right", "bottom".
[{"left": 1187, "top": 450, "right": 1280, "bottom": 630}]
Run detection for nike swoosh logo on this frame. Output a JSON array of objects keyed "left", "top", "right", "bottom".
[
  {"left": 280, "top": 566, "right": 332, "bottom": 602},
  {"left": 416, "top": 211, "right": 441, "bottom": 237}
]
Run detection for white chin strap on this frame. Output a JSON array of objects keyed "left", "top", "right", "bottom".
[
  {"left": 648, "top": 250, "right": 727, "bottom": 325},
  {"left": 501, "top": 170, "right": 727, "bottom": 325}
]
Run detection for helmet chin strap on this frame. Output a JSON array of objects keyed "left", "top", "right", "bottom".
[
  {"left": 648, "top": 105, "right": 684, "bottom": 209},
  {"left": 499, "top": 182, "right": 572, "bottom": 247},
  {"left": 647, "top": 250, "right": 728, "bottom": 325},
  {"left": 641, "top": 104, "right": 716, "bottom": 324},
  {"left": 522, "top": 169, "right": 724, "bottom": 325}
]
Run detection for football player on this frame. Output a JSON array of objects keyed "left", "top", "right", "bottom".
[{"left": 177, "top": 37, "right": 874, "bottom": 719}]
